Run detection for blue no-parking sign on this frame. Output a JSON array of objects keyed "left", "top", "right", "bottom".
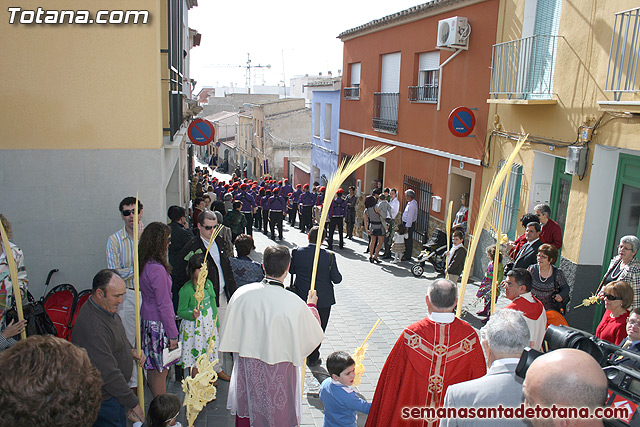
[
  {"left": 448, "top": 107, "right": 476, "bottom": 138},
  {"left": 188, "top": 119, "right": 215, "bottom": 146}
]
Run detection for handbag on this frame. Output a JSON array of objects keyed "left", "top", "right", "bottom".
[
  {"left": 5, "top": 291, "right": 57, "bottom": 338},
  {"left": 503, "top": 262, "right": 514, "bottom": 277},
  {"left": 162, "top": 342, "right": 182, "bottom": 366},
  {"left": 548, "top": 268, "right": 570, "bottom": 314}
]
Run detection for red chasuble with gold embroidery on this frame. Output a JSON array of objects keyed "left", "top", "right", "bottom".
[{"left": 365, "top": 316, "right": 486, "bottom": 427}]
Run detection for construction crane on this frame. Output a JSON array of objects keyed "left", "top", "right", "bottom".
[{"left": 205, "top": 53, "right": 271, "bottom": 93}]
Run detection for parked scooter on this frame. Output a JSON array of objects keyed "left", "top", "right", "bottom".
[{"left": 411, "top": 229, "right": 447, "bottom": 277}]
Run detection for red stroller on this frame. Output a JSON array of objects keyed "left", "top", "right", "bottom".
[{"left": 42, "top": 269, "right": 92, "bottom": 340}]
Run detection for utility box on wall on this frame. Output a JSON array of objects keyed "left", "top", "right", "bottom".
[
  {"left": 432, "top": 195, "right": 442, "bottom": 212},
  {"left": 565, "top": 146, "right": 588, "bottom": 176}
]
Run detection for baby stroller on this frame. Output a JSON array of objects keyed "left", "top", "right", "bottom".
[
  {"left": 411, "top": 229, "right": 447, "bottom": 277},
  {"left": 42, "top": 269, "right": 92, "bottom": 340}
]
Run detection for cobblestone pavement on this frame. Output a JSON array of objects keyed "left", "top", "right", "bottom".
[{"left": 158, "top": 217, "right": 508, "bottom": 427}]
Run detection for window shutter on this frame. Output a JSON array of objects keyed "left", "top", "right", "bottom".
[
  {"left": 350, "top": 63, "right": 361, "bottom": 86},
  {"left": 419, "top": 51, "right": 440, "bottom": 71},
  {"left": 381, "top": 52, "right": 401, "bottom": 93}
]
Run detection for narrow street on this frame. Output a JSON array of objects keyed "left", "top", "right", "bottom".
[{"left": 166, "top": 207, "right": 508, "bottom": 427}]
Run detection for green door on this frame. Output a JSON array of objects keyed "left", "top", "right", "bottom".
[
  {"left": 603, "top": 154, "right": 640, "bottom": 266},
  {"left": 549, "top": 157, "right": 571, "bottom": 261}
]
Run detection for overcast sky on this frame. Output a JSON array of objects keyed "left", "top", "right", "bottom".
[{"left": 188, "top": 0, "right": 425, "bottom": 91}]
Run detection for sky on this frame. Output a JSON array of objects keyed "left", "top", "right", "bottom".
[{"left": 188, "top": 0, "right": 425, "bottom": 92}]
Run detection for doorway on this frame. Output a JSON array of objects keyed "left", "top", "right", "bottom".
[
  {"left": 364, "top": 158, "right": 385, "bottom": 194},
  {"left": 549, "top": 157, "right": 572, "bottom": 262},
  {"left": 549, "top": 157, "right": 572, "bottom": 233},
  {"left": 447, "top": 166, "right": 475, "bottom": 231},
  {"left": 604, "top": 154, "right": 640, "bottom": 264},
  {"left": 592, "top": 154, "right": 640, "bottom": 331}
]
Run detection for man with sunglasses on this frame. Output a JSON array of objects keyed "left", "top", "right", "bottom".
[
  {"left": 106, "top": 196, "right": 144, "bottom": 391},
  {"left": 502, "top": 268, "right": 546, "bottom": 350}
]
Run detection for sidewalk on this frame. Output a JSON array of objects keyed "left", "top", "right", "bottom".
[{"left": 157, "top": 217, "right": 505, "bottom": 427}]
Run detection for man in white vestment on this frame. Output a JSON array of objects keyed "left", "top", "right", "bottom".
[{"left": 219, "top": 244, "right": 324, "bottom": 427}]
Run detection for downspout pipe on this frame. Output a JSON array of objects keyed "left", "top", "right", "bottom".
[{"left": 437, "top": 48, "right": 464, "bottom": 111}]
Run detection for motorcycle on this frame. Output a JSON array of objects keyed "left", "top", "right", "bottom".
[{"left": 411, "top": 229, "right": 447, "bottom": 277}]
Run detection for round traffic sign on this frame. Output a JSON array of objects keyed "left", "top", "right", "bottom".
[
  {"left": 188, "top": 119, "right": 215, "bottom": 146},
  {"left": 448, "top": 107, "right": 475, "bottom": 137}
]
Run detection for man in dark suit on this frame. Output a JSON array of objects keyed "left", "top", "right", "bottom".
[
  {"left": 513, "top": 222, "right": 543, "bottom": 270},
  {"left": 442, "top": 309, "right": 531, "bottom": 426},
  {"left": 175, "top": 209, "right": 237, "bottom": 312},
  {"left": 167, "top": 206, "right": 194, "bottom": 310},
  {"left": 289, "top": 226, "right": 342, "bottom": 367}
]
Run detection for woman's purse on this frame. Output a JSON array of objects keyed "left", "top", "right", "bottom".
[
  {"left": 549, "top": 268, "right": 570, "bottom": 315},
  {"left": 5, "top": 291, "right": 57, "bottom": 338}
]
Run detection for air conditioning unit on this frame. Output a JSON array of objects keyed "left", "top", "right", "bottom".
[{"left": 437, "top": 16, "right": 469, "bottom": 48}]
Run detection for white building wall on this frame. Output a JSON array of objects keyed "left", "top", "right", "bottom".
[{"left": 0, "top": 147, "right": 181, "bottom": 296}]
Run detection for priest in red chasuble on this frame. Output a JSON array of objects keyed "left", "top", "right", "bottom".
[{"left": 366, "top": 278, "right": 486, "bottom": 427}]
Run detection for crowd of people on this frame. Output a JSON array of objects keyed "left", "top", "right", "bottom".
[{"left": 0, "top": 167, "right": 635, "bottom": 427}]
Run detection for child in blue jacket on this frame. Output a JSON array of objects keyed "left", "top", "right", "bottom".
[{"left": 319, "top": 351, "right": 371, "bottom": 427}]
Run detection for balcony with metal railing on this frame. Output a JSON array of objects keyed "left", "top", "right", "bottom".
[
  {"left": 488, "top": 34, "right": 561, "bottom": 104},
  {"left": 343, "top": 86, "right": 360, "bottom": 100},
  {"left": 373, "top": 92, "right": 399, "bottom": 134},
  {"left": 408, "top": 85, "right": 438, "bottom": 103},
  {"left": 599, "top": 7, "right": 640, "bottom": 113}
]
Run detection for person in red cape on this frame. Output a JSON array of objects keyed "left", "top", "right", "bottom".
[
  {"left": 502, "top": 268, "right": 547, "bottom": 350},
  {"left": 365, "top": 278, "right": 486, "bottom": 427}
]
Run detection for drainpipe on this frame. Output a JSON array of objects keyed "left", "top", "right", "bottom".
[{"left": 437, "top": 48, "right": 464, "bottom": 111}]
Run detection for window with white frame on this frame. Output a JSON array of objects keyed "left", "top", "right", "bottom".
[
  {"left": 408, "top": 51, "right": 440, "bottom": 103},
  {"left": 345, "top": 62, "right": 361, "bottom": 99},
  {"left": 324, "top": 104, "right": 332, "bottom": 142},
  {"left": 373, "top": 52, "right": 401, "bottom": 133},
  {"left": 313, "top": 102, "right": 321, "bottom": 138}
]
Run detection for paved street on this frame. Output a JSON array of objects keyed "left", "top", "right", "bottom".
[{"left": 161, "top": 214, "right": 507, "bottom": 427}]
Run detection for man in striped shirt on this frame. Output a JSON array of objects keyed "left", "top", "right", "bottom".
[{"left": 106, "top": 196, "right": 144, "bottom": 389}]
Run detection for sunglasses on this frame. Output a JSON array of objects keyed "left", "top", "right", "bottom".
[
  {"left": 604, "top": 294, "right": 622, "bottom": 301},
  {"left": 164, "top": 410, "right": 180, "bottom": 423},
  {"left": 121, "top": 209, "right": 138, "bottom": 217},
  {"left": 203, "top": 225, "right": 215, "bottom": 230}
]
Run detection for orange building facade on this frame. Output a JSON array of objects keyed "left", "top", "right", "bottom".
[{"left": 338, "top": 0, "right": 499, "bottom": 245}]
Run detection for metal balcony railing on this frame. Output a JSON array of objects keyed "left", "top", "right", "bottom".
[
  {"left": 408, "top": 85, "right": 438, "bottom": 103},
  {"left": 489, "top": 34, "right": 561, "bottom": 100},
  {"left": 605, "top": 7, "right": 640, "bottom": 101},
  {"left": 344, "top": 86, "right": 360, "bottom": 100},
  {"left": 373, "top": 92, "right": 399, "bottom": 133}
]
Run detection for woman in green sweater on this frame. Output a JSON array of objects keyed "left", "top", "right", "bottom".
[{"left": 177, "top": 253, "right": 227, "bottom": 380}]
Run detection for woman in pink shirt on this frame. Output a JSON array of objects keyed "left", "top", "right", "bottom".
[{"left": 139, "top": 222, "right": 179, "bottom": 397}]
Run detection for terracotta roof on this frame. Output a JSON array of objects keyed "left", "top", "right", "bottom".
[
  {"left": 338, "top": 0, "right": 478, "bottom": 40},
  {"left": 203, "top": 111, "right": 237, "bottom": 122}
]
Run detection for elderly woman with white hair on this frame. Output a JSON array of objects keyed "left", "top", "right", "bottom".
[{"left": 599, "top": 235, "right": 640, "bottom": 309}]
